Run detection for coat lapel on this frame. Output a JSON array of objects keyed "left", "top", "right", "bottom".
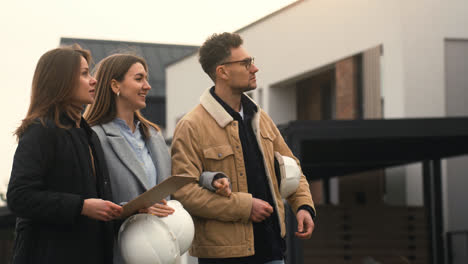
[
  {"left": 100, "top": 122, "right": 151, "bottom": 191},
  {"left": 145, "top": 130, "right": 171, "bottom": 185}
]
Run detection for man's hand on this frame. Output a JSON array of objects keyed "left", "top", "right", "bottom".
[
  {"left": 213, "top": 177, "right": 231, "bottom": 197},
  {"left": 81, "top": 198, "right": 123, "bottom": 221},
  {"left": 295, "top": 209, "right": 314, "bottom": 239},
  {"left": 250, "top": 198, "right": 273, "bottom": 222},
  {"left": 138, "top": 199, "right": 175, "bottom": 217}
]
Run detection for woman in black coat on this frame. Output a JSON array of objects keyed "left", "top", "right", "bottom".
[{"left": 7, "top": 45, "right": 123, "bottom": 264}]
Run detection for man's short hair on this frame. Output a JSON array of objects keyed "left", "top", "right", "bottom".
[{"left": 198, "top": 32, "right": 243, "bottom": 82}]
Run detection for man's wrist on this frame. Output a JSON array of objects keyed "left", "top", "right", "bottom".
[{"left": 298, "top": 205, "right": 316, "bottom": 221}]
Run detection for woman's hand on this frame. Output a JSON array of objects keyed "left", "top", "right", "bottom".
[
  {"left": 213, "top": 177, "right": 231, "bottom": 197},
  {"left": 139, "top": 199, "right": 175, "bottom": 217},
  {"left": 81, "top": 198, "right": 123, "bottom": 221}
]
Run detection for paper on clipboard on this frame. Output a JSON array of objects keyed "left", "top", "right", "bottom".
[{"left": 120, "top": 174, "right": 196, "bottom": 219}]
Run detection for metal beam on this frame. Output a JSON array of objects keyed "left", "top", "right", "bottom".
[{"left": 423, "top": 159, "right": 445, "bottom": 264}]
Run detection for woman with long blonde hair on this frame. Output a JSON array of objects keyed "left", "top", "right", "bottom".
[{"left": 84, "top": 54, "right": 174, "bottom": 263}]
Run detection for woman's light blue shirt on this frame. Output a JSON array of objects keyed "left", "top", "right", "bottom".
[{"left": 113, "top": 118, "right": 157, "bottom": 187}]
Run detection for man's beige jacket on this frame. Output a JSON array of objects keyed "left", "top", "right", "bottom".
[{"left": 171, "top": 89, "right": 315, "bottom": 258}]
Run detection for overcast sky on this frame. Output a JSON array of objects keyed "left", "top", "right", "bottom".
[{"left": 0, "top": 0, "right": 297, "bottom": 204}]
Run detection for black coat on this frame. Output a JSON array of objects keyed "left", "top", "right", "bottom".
[{"left": 7, "top": 116, "right": 115, "bottom": 264}]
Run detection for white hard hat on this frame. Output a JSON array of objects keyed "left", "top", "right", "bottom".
[
  {"left": 274, "top": 152, "right": 301, "bottom": 198},
  {"left": 118, "top": 214, "right": 180, "bottom": 264},
  {"left": 159, "top": 200, "right": 195, "bottom": 255}
]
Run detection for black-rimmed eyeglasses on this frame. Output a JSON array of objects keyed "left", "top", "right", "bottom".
[{"left": 219, "top": 57, "right": 255, "bottom": 70}]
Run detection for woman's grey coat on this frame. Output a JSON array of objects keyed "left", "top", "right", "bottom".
[
  {"left": 92, "top": 122, "right": 171, "bottom": 205},
  {"left": 93, "top": 122, "right": 172, "bottom": 264}
]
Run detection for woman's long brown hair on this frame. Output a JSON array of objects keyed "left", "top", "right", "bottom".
[
  {"left": 83, "top": 54, "right": 159, "bottom": 138},
  {"left": 15, "top": 44, "right": 91, "bottom": 140}
]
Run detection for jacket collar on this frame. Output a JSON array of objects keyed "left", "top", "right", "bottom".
[
  {"left": 59, "top": 113, "right": 93, "bottom": 137},
  {"left": 200, "top": 86, "right": 259, "bottom": 128}
]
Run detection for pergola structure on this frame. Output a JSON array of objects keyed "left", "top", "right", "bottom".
[{"left": 280, "top": 117, "right": 468, "bottom": 264}]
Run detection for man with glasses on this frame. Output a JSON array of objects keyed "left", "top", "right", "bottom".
[{"left": 172, "top": 32, "right": 316, "bottom": 264}]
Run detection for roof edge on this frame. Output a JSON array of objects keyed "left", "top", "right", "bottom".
[{"left": 60, "top": 37, "right": 199, "bottom": 49}]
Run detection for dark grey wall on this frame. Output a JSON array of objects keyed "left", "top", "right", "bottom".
[
  {"left": 445, "top": 39, "right": 468, "bottom": 264},
  {"left": 445, "top": 39, "right": 468, "bottom": 231}
]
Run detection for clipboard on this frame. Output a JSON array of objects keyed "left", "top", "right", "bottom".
[{"left": 121, "top": 174, "right": 196, "bottom": 218}]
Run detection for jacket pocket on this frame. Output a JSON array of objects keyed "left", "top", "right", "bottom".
[
  {"left": 260, "top": 129, "right": 276, "bottom": 157},
  {"left": 203, "top": 145, "right": 234, "bottom": 160},
  {"left": 260, "top": 129, "right": 276, "bottom": 142},
  {"left": 198, "top": 218, "right": 246, "bottom": 247},
  {"left": 202, "top": 145, "right": 235, "bottom": 182}
]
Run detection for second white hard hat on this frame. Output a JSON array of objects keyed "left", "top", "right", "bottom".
[
  {"left": 159, "top": 200, "right": 195, "bottom": 255},
  {"left": 118, "top": 213, "right": 179, "bottom": 264},
  {"left": 274, "top": 152, "right": 301, "bottom": 198}
]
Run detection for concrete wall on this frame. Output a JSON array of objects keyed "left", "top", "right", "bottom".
[{"left": 166, "top": 53, "right": 212, "bottom": 136}]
